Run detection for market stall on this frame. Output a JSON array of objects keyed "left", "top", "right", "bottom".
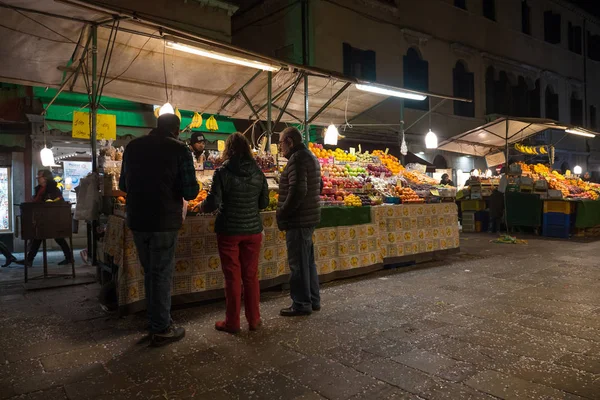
[
  {"left": 105, "top": 203, "right": 459, "bottom": 314},
  {"left": 456, "top": 161, "right": 600, "bottom": 237},
  {"left": 1, "top": 0, "right": 468, "bottom": 306},
  {"left": 99, "top": 140, "right": 460, "bottom": 313}
]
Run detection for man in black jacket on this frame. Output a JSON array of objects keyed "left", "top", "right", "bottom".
[
  {"left": 277, "top": 127, "right": 322, "bottom": 316},
  {"left": 119, "top": 113, "right": 199, "bottom": 346}
]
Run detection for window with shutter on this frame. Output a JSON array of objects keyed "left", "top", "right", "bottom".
[{"left": 403, "top": 48, "right": 429, "bottom": 111}]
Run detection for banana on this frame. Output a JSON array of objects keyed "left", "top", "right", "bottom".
[
  {"left": 206, "top": 115, "right": 219, "bottom": 131},
  {"left": 191, "top": 112, "right": 203, "bottom": 129},
  {"left": 540, "top": 146, "right": 547, "bottom": 155}
]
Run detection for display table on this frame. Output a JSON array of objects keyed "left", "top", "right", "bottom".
[
  {"left": 105, "top": 204, "right": 460, "bottom": 314},
  {"left": 575, "top": 200, "right": 600, "bottom": 229},
  {"left": 318, "top": 206, "right": 372, "bottom": 228},
  {"left": 506, "top": 192, "right": 542, "bottom": 228}
]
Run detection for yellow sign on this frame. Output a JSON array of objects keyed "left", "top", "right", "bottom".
[
  {"left": 217, "top": 140, "right": 225, "bottom": 152},
  {"left": 270, "top": 144, "right": 278, "bottom": 155},
  {"left": 430, "top": 189, "right": 440, "bottom": 197},
  {"left": 72, "top": 111, "right": 116, "bottom": 140}
]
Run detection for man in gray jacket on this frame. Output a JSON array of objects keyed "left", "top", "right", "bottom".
[{"left": 277, "top": 127, "right": 322, "bottom": 316}]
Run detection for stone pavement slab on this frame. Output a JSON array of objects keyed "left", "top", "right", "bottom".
[{"left": 1, "top": 233, "right": 599, "bottom": 399}]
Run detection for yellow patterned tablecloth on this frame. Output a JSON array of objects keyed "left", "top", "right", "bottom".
[{"left": 105, "top": 204, "right": 459, "bottom": 311}]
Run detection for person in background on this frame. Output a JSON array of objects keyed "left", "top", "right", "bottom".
[
  {"left": 200, "top": 133, "right": 269, "bottom": 334},
  {"left": 189, "top": 132, "right": 207, "bottom": 163},
  {"left": 464, "top": 169, "right": 478, "bottom": 186},
  {"left": 0, "top": 242, "right": 16, "bottom": 268},
  {"left": 18, "top": 170, "right": 73, "bottom": 266},
  {"left": 119, "top": 113, "right": 199, "bottom": 347},
  {"left": 440, "top": 173, "right": 454, "bottom": 186},
  {"left": 276, "top": 127, "right": 322, "bottom": 317},
  {"left": 489, "top": 167, "right": 507, "bottom": 233},
  {"left": 582, "top": 171, "right": 592, "bottom": 182}
]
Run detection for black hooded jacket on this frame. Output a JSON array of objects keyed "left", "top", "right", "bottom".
[{"left": 202, "top": 155, "right": 269, "bottom": 235}]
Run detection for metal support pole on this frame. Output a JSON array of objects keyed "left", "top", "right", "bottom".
[
  {"left": 218, "top": 70, "right": 262, "bottom": 113},
  {"left": 91, "top": 25, "right": 98, "bottom": 268},
  {"left": 267, "top": 71, "right": 272, "bottom": 150},
  {"left": 275, "top": 73, "right": 303, "bottom": 126},
  {"left": 91, "top": 25, "right": 98, "bottom": 173},
  {"left": 307, "top": 82, "right": 351, "bottom": 124},
  {"left": 240, "top": 89, "right": 267, "bottom": 133},
  {"left": 304, "top": 74, "right": 309, "bottom": 144}
]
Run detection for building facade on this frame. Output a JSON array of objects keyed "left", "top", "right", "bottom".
[{"left": 233, "top": 0, "right": 600, "bottom": 173}]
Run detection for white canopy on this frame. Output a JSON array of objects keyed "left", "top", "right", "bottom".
[
  {"left": 0, "top": 0, "right": 467, "bottom": 128},
  {"left": 437, "top": 116, "right": 598, "bottom": 157}
]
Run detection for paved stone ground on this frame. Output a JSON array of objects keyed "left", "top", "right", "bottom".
[
  {"left": 1, "top": 233, "right": 599, "bottom": 400},
  {"left": 0, "top": 250, "right": 91, "bottom": 284}
]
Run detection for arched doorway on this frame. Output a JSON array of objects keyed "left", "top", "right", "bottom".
[{"left": 433, "top": 154, "right": 448, "bottom": 169}]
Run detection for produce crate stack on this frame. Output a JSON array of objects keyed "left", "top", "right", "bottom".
[
  {"left": 542, "top": 200, "right": 574, "bottom": 239},
  {"left": 460, "top": 200, "right": 488, "bottom": 233}
]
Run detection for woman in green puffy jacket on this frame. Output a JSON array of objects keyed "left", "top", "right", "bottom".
[{"left": 200, "top": 132, "right": 269, "bottom": 334}]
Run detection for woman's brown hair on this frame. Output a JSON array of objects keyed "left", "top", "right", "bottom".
[{"left": 223, "top": 132, "right": 252, "bottom": 161}]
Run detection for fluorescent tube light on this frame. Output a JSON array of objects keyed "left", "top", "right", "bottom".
[
  {"left": 166, "top": 41, "right": 280, "bottom": 72},
  {"left": 565, "top": 128, "right": 595, "bottom": 138},
  {"left": 355, "top": 84, "right": 427, "bottom": 101}
]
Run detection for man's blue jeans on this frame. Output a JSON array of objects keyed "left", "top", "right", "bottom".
[
  {"left": 132, "top": 231, "right": 179, "bottom": 333},
  {"left": 286, "top": 228, "right": 320, "bottom": 312}
]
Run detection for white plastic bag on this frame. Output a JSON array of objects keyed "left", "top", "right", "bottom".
[{"left": 74, "top": 174, "right": 102, "bottom": 221}]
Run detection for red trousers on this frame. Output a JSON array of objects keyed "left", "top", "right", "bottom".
[{"left": 217, "top": 233, "right": 263, "bottom": 330}]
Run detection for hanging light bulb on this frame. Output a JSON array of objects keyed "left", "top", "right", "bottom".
[
  {"left": 574, "top": 165, "right": 582, "bottom": 175},
  {"left": 425, "top": 99, "right": 438, "bottom": 149},
  {"left": 158, "top": 102, "right": 175, "bottom": 116},
  {"left": 401, "top": 138, "right": 408, "bottom": 156},
  {"left": 400, "top": 132, "right": 408, "bottom": 156},
  {"left": 40, "top": 146, "right": 54, "bottom": 167},
  {"left": 324, "top": 124, "right": 339, "bottom": 146},
  {"left": 425, "top": 129, "right": 438, "bottom": 149}
]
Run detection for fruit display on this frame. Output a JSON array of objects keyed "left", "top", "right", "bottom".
[
  {"left": 355, "top": 151, "right": 375, "bottom": 163},
  {"left": 373, "top": 151, "right": 404, "bottom": 175},
  {"left": 332, "top": 148, "right": 357, "bottom": 162},
  {"left": 322, "top": 176, "right": 365, "bottom": 191},
  {"left": 402, "top": 170, "right": 438, "bottom": 186},
  {"left": 367, "top": 164, "right": 392, "bottom": 177},
  {"left": 344, "top": 194, "right": 362, "bottom": 207},
  {"left": 398, "top": 187, "right": 424, "bottom": 203},
  {"left": 255, "top": 153, "right": 276, "bottom": 172},
  {"left": 512, "top": 163, "right": 599, "bottom": 200},
  {"left": 322, "top": 164, "right": 348, "bottom": 178},
  {"left": 345, "top": 164, "right": 367, "bottom": 177},
  {"left": 265, "top": 191, "right": 279, "bottom": 211},
  {"left": 187, "top": 189, "right": 208, "bottom": 212}
]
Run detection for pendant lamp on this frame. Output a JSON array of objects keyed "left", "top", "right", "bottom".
[{"left": 324, "top": 124, "right": 339, "bottom": 146}]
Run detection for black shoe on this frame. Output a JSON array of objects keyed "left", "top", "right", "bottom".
[
  {"left": 312, "top": 305, "right": 321, "bottom": 312},
  {"left": 1, "top": 256, "right": 17, "bottom": 268},
  {"left": 150, "top": 325, "right": 185, "bottom": 347},
  {"left": 58, "top": 258, "right": 74, "bottom": 266},
  {"left": 280, "top": 307, "right": 312, "bottom": 317}
]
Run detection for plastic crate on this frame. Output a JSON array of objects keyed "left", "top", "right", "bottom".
[
  {"left": 462, "top": 221, "right": 481, "bottom": 233},
  {"left": 462, "top": 211, "right": 476, "bottom": 222},
  {"left": 461, "top": 200, "right": 486, "bottom": 212},
  {"left": 543, "top": 201, "right": 574, "bottom": 215},
  {"left": 543, "top": 212, "right": 571, "bottom": 227},
  {"left": 542, "top": 224, "right": 570, "bottom": 239}
]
